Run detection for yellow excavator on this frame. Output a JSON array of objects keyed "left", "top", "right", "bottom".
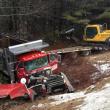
[{"left": 83, "top": 23, "right": 110, "bottom": 47}]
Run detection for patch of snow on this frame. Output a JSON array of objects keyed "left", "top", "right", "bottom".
[
  {"left": 48, "top": 92, "right": 85, "bottom": 106},
  {"left": 103, "top": 83, "right": 110, "bottom": 88},
  {"left": 30, "top": 92, "right": 85, "bottom": 108},
  {"left": 93, "top": 63, "right": 110, "bottom": 74},
  {"left": 91, "top": 63, "right": 110, "bottom": 83},
  {"left": 85, "top": 85, "right": 95, "bottom": 92},
  {"left": 31, "top": 83, "right": 110, "bottom": 110},
  {"left": 47, "top": 85, "right": 110, "bottom": 109},
  {"left": 100, "top": 64, "right": 110, "bottom": 72},
  {"left": 30, "top": 103, "right": 47, "bottom": 110},
  {"left": 30, "top": 105, "right": 37, "bottom": 110},
  {"left": 37, "top": 103, "right": 45, "bottom": 108},
  {"left": 97, "top": 61, "right": 110, "bottom": 63},
  {"left": 89, "top": 85, "right": 95, "bottom": 89},
  {"left": 90, "top": 72, "right": 101, "bottom": 82},
  {"left": 79, "top": 86, "right": 110, "bottom": 110}
]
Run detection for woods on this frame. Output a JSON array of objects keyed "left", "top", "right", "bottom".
[{"left": 0, "top": 0, "right": 110, "bottom": 41}]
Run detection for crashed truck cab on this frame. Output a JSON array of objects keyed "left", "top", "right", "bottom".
[
  {"left": 1, "top": 40, "right": 58, "bottom": 82},
  {"left": 0, "top": 40, "right": 68, "bottom": 100},
  {"left": 15, "top": 50, "right": 60, "bottom": 84}
]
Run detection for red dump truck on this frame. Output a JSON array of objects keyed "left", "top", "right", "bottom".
[{"left": 0, "top": 40, "right": 74, "bottom": 101}]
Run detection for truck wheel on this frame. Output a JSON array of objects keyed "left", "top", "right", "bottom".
[
  {"left": 47, "top": 87, "right": 52, "bottom": 94},
  {"left": 81, "top": 50, "right": 91, "bottom": 56},
  {"left": 41, "top": 87, "right": 47, "bottom": 97},
  {"left": 62, "top": 85, "right": 69, "bottom": 93},
  {"left": 23, "top": 93, "right": 36, "bottom": 101},
  {"left": 31, "top": 93, "right": 36, "bottom": 101}
]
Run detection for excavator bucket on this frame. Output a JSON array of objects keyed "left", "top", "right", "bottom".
[{"left": 0, "top": 83, "right": 34, "bottom": 100}]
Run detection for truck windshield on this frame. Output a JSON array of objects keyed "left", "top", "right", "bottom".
[
  {"left": 24, "top": 56, "right": 48, "bottom": 71},
  {"left": 86, "top": 27, "right": 98, "bottom": 38}
]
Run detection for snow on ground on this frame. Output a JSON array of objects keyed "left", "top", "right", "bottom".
[
  {"left": 97, "top": 61, "right": 110, "bottom": 63},
  {"left": 91, "top": 63, "right": 110, "bottom": 82},
  {"left": 49, "top": 83, "right": 110, "bottom": 110},
  {"left": 35, "top": 82, "right": 110, "bottom": 110},
  {"left": 48, "top": 92, "right": 85, "bottom": 106},
  {"left": 93, "top": 63, "right": 110, "bottom": 74},
  {"left": 103, "top": 83, "right": 110, "bottom": 88},
  {"left": 35, "top": 92, "right": 85, "bottom": 109},
  {"left": 79, "top": 83, "right": 110, "bottom": 110}
]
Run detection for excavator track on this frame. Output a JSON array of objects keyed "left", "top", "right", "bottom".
[{"left": 81, "top": 42, "right": 110, "bottom": 50}]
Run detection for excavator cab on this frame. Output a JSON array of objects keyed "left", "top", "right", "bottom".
[
  {"left": 85, "top": 25, "right": 98, "bottom": 38},
  {"left": 83, "top": 23, "right": 110, "bottom": 44}
]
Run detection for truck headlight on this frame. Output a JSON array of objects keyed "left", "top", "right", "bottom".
[
  {"left": 43, "top": 79, "right": 47, "bottom": 83},
  {"left": 20, "top": 78, "right": 26, "bottom": 84},
  {"left": 61, "top": 75, "right": 64, "bottom": 79}
]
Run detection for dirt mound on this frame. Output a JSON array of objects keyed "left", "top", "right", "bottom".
[{"left": 59, "top": 53, "right": 99, "bottom": 90}]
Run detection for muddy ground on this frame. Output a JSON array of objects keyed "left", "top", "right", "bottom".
[
  {"left": 1, "top": 50, "right": 110, "bottom": 110},
  {"left": 59, "top": 51, "right": 110, "bottom": 90},
  {"left": 59, "top": 53, "right": 98, "bottom": 90}
]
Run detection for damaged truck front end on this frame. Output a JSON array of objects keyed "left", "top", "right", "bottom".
[
  {"left": 0, "top": 83, "right": 35, "bottom": 101},
  {"left": 0, "top": 40, "right": 70, "bottom": 101}
]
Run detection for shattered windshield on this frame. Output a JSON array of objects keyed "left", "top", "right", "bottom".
[{"left": 24, "top": 56, "right": 48, "bottom": 71}]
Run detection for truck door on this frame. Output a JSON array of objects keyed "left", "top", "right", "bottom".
[{"left": 49, "top": 53, "right": 58, "bottom": 71}]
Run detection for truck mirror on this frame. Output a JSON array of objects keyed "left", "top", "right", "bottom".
[{"left": 20, "top": 78, "right": 26, "bottom": 84}]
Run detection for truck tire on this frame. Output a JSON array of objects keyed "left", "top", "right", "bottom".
[
  {"left": 81, "top": 50, "right": 91, "bottom": 56},
  {"left": 47, "top": 87, "right": 52, "bottom": 94},
  {"left": 31, "top": 93, "right": 36, "bottom": 102},
  {"left": 23, "top": 92, "right": 36, "bottom": 101}
]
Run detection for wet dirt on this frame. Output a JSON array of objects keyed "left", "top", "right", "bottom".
[{"left": 59, "top": 53, "right": 100, "bottom": 90}]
